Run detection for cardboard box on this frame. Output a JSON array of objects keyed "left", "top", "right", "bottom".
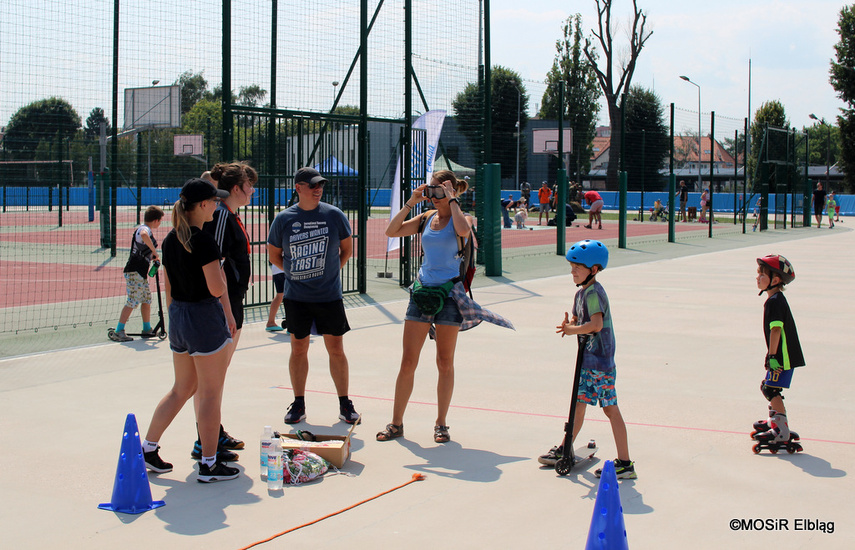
[{"left": 279, "top": 418, "right": 358, "bottom": 468}]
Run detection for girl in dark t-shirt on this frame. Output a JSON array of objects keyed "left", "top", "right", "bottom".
[{"left": 138, "top": 178, "right": 241, "bottom": 483}]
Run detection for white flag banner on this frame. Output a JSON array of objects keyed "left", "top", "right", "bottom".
[{"left": 387, "top": 110, "right": 446, "bottom": 252}]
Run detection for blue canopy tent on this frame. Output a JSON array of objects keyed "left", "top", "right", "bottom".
[{"left": 314, "top": 155, "right": 358, "bottom": 210}]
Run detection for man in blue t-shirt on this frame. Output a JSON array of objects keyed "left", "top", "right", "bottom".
[{"left": 267, "top": 167, "right": 360, "bottom": 426}]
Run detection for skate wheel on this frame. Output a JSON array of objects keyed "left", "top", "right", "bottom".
[
  {"left": 749, "top": 431, "right": 758, "bottom": 439},
  {"left": 752, "top": 444, "right": 761, "bottom": 454},
  {"left": 768, "top": 447, "right": 778, "bottom": 454},
  {"left": 786, "top": 446, "right": 796, "bottom": 454}
]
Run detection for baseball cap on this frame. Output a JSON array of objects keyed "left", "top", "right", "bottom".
[
  {"left": 295, "top": 167, "right": 328, "bottom": 186},
  {"left": 180, "top": 178, "right": 229, "bottom": 204}
]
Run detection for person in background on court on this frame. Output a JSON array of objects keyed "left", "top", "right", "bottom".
[
  {"left": 826, "top": 191, "right": 836, "bottom": 229},
  {"left": 520, "top": 181, "right": 531, "bottom": 207},
  {"left": 108, "top": 205, "right": 164, "bottom": 342},
  {"left": 267, "top": 167, "right": 360, "bottom": 426},
  {"left": 538, "top": 181, "right": 552, "bottom": 225},
  {"left": 583, "top": 189, "right": 604, "bottom": 230},
  {"left": 678, "top": 180, "right": 689, "bottom": 222},
  {"left": 514, "top": 198, "right": 529, "bottom": 229},
  {"left": 266, "top": 259, "right": 286, "bottom": 332},
  {"left": 752, "top": 196, "right": 762, "bottom": 232},
  {"left": 501, "top": 194, "right": 514, "bottom": 229},
  {"left": 699, "top": 188, "right": 709, "bottom": 223},
  {"left": 812, "top": 181, "right": 826, "bottom": 228},
  {"left": 141, "top": 178, "right": 239, "bottom": 483},
  {"left": 377, "top": 170, "right": 513, "bottom": 444}
]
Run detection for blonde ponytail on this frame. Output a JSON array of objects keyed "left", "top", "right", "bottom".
[{"left": 172, "top": 199, "right": 193, "bottom": 253}]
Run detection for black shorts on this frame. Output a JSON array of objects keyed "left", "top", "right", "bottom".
[
  {"left": 272, "top": 272, "right": 285, "bottom": 294},
  {"left": 228, "top": 287, "right": 247, "bottom": 330},
  {"left": 283, "top": 299, "right": 350, "bottom": 339}
]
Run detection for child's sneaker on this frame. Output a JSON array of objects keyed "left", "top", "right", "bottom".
[
  {"left": 108, "top": 329, "right": 133, "bottom": 342},
  {"left": 197, "top": 461, "right": 239, "bottom": 483},
  {"left": 537, "top": 445, "right": 564, "bottom": 466},
  {"left": 284, "top": 401, "right": 306, "bottom": 424},
  {"left": 143, "top": 447, "right": 173, "bottom": 474},
  {"left": 338, "top": 399, "right": 361, "bottom": 424},
  {"left": 595, "top": 459, "right": 637, "bottom": 480}
]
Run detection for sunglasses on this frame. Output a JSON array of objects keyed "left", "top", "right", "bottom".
[
  {"left": 424, "top": 185, "right": 446, "bottom": 199},
  {"left": 298, "top": 181, "right": 326, "bottom": 190}
]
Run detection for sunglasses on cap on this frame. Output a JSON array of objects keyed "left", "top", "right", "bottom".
[
  {"left": 298, "top": 180, "right": 326, "bottom": 190},
  {"left": 424, "top": 185, "right": 446, "bottom": 199}
]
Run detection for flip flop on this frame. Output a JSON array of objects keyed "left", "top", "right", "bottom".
[{"left": 265, "top": 325, "right": 284, "bottom": 332}]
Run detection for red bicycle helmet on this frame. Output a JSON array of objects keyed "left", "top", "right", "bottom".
[{"left": 757, "top": 255, "right": 795, "bottom": 285}]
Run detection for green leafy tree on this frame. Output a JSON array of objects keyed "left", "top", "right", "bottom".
[
  {"left": 182, "top": 99, "right": 223, "bottom": 165},
  {"left": 623, "top": 86, "right": 668, "bottom": 191},
  {"left": 539, "top": 14, "right": 602, "bottom": 181},
  {"left": 748, "top": 100, "right": 789, "bottom": 179},
  {"left": 175, "top": 71, "right": 210, "bottom": 115},
  {"left": 583, "top": 0, "right": 652, "bottom": 189},
  {"left": 452, "top": 66, "right": 529, "bottom": 179},
  {"left": 830, "top": 4, "right": 855, "bottom": 191},
  {"left": 3, "top": 97, "right": 81, "bottom": 159}
]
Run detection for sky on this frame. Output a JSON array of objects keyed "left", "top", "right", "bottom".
[
  {"left": 0, "top": 0, "right": 847, "bottom": 136},
  {"left": 490, "top": 0, "right": 847, "bottom": 132}
]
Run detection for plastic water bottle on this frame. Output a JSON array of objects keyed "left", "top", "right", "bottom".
[
  {"left": 260, "top": 425, "right": 273, "bottom": 479},
  {"left": 148, "top": 259, "right": 161, "bottom": 277},
  {"left": 267, "top": 437, "right": 283, "bottom": 490}
]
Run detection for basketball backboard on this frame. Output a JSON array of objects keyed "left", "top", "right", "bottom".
[
  {"left": 173, "top": 135, "right": 204, "bottom": 156},
  {"left": 123, "top": 85, "right": 181, "bottom": 130},
  {"left": 532, "top": 128, "right": 573, "bottom": 155}
]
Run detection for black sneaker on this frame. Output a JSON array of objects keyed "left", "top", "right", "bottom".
[
  {"left": 190, "top": 441, "right": 239, "bottom": 462},
  {"left": 595, "top": 459, "right": 637, "bottom": 480},
  {"left": 284, "top": 401, "right": 306, "bottom": 424},
  {"left": 537, "top": 445, "right": 563, "bottom": 466},
  {"left": 218, "top": 425, "right": 245, "bottom": 450},
  {"left": 197, "top": 461, "right": 239, "bottom": 483},
  {"left": 338, "top": 399, "right": 361, "bottom": 424},
  {"left": 144, "top": 447, "right": 173, "bottom": 473}
]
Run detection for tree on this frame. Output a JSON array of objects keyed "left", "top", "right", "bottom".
[
  {"left": 3, "top": 97, "right": 82, "bottom": 159},
  {"left": 237, "top": 85, "right": 267, "bottom": 107},
  {"left": 830, "top": 4, "right": 855, "bottom": 191},
  {"left": 175, "top": 70, "right": 210, "bottom": 115},
  {"left": 583, "top": 0, "right": 652, "bottom": 189},
  {"left": 84, "top": 107, "right": 111, "bottom": 143},
  {"left": 452, "top": 66, "right": 529, "bottom": 179},
  {"left": 539, "top": 14, "right": 602, "bottom": 181},
  {"left": 622, "top": 86, "right": 668, "bottom": 191},
  {"left": 182, "top": 99, "right": 223, "bottom": 165},
  {"left": 748, "top": 100, "right": 789, "bottom": 180}
]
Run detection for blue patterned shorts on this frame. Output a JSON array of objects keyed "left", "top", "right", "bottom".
[
  {"left": 124, "top": 272, "right": 152, "bottom": 308},
  {"left": 577, "top": 368, "right": 618, "bottom": 407}
]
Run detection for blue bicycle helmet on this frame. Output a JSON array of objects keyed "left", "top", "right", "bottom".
[{"left": 566, "top": 239, "right": 609, "bottom": 270}]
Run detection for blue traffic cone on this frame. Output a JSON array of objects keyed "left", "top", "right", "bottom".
[
  {"left": 585, "top": 460, "right": 629, "bottom": 550},
  {"left": 98, "top": 413, "right": 165, "bottom": 514}
]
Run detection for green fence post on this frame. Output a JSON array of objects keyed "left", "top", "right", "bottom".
[
  {"left": 556, "top": 168, "right": 567, "bottom": 255},
  {"left": 619, "top": 171, "right": 627, "bottom": 249},
  {"left": 482, "top": 163, "right": 502, "bottom": 276},
  {"left": 668, "top": 173, "right": 676, "bottom": 242}
]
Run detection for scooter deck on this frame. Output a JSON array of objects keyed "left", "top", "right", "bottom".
[{"left": 555, "top": 440, "right": 598, "bottom": 475}]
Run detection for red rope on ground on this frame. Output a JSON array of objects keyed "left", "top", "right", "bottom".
[{"left": 238, "top": 473, "right": 427, "bottom": 549}]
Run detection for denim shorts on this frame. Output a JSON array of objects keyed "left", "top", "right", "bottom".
[
  {"left": 576, "top": 368, "right": 618, "bottom": 407},
  {"left": 404, "top": 291, "right": 463, "bottom": 327},
  {"left": 168, "top": 298, "right": 232, "bottom": 356}
]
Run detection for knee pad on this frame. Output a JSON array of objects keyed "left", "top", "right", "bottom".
[{"left": 760, "top": 381, "right": 784, "bottom": 402}]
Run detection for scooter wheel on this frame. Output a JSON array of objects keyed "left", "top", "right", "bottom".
[
  {"left": 555, "top": 458, "right": 572, "bottom": 476},
  {"left": 157, "top": 329, "right": 167, "bottom": 340}
]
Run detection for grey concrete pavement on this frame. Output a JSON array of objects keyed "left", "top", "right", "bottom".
[{"left": 1, "top": 226, "right": 853, "bottom": 549}]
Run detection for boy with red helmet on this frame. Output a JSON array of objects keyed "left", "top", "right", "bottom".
[{"left": 752, "top": 255, "right": 806, "bottom": 452}]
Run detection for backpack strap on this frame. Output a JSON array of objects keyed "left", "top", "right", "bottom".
[{"left": 417, "top": 209, "right": 436, "bottom": 235}]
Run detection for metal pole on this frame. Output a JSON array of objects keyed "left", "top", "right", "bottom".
[
  {"left": 668, "top": 103, "right": 675, "bottom": 242},
  {"left": 515, "top": 87, "right": 520, "bottom": 189},
  {"left": 709, "top": 112, "right": 714, "bottom": 238}
]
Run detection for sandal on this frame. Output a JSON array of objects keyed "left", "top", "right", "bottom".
[
  {"left": 376, "top": 423, "right": 404, "bottom": 441},
  {"left": 434, "top": 425, "right": 450, "bottom": 443}
]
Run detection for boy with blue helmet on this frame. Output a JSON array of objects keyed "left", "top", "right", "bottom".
[{"left": 539, "top": 239, "right": 636, "bottom": 479}]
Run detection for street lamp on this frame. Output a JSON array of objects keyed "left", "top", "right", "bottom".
[
  {"left": 680, "top": 75, "right": 702, "bottom": 192},
  {"left": 332, "top": 81, "right": 340, "bottom": 110},
  {"left": 809, "top": 113, "right": 830, "bottom": 188},
  {"left": 515, "top": 86, "right": 521, "bottom": 189}
]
